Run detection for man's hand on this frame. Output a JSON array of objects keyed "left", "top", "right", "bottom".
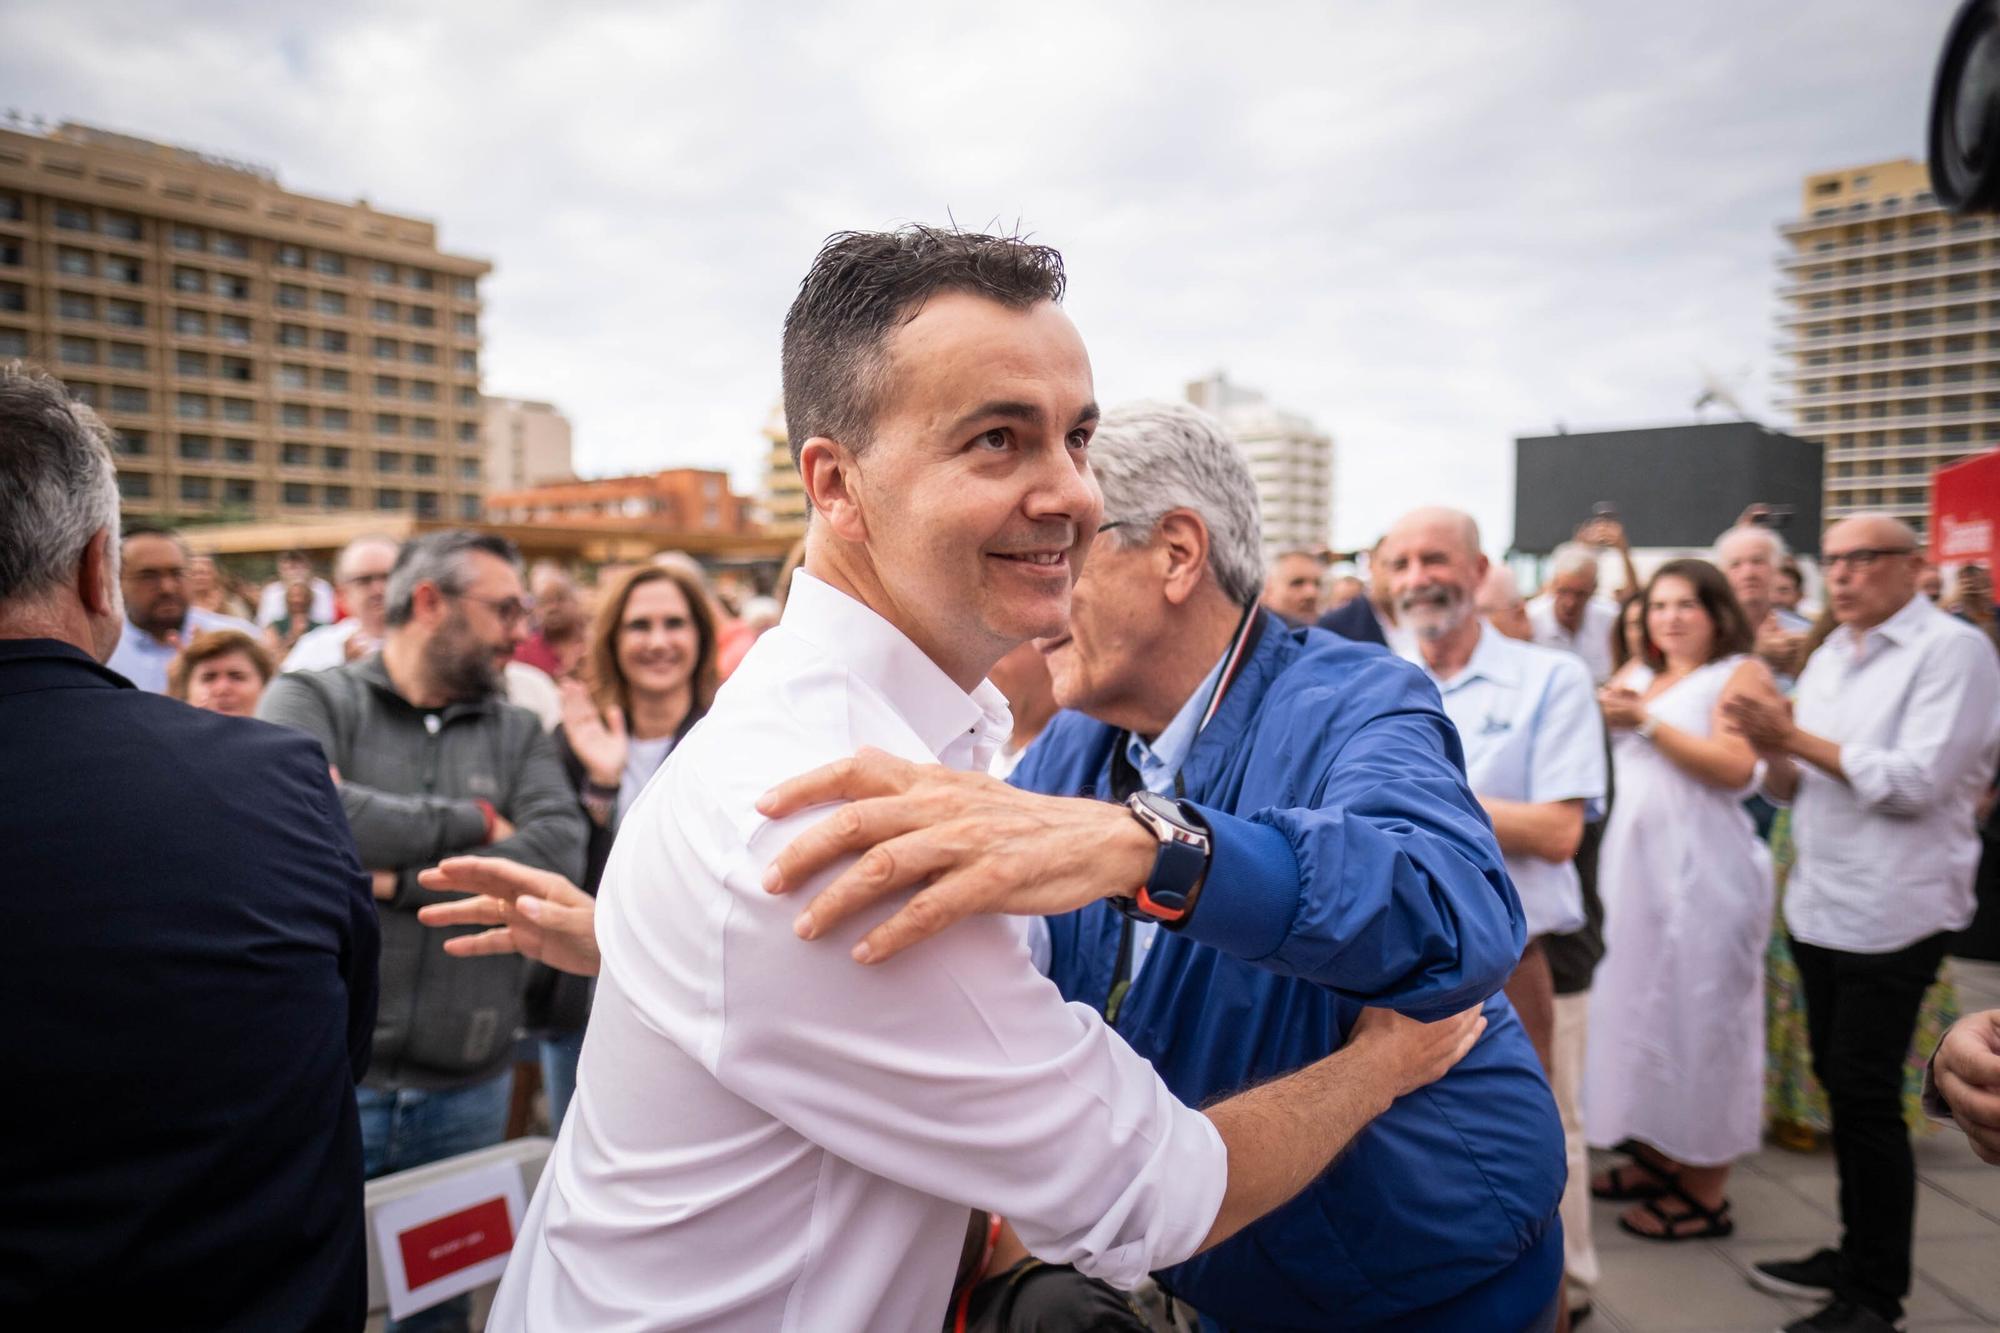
[
  {"left": 1346, "top": 1006, "right": 1488, "bottom": 1102},
  {"left": 757, "top": 748, "right": 1156, "bottom": 964},
  {"left": 370, "top": 869, "right": 397, "bottom": 900},
  {"left": 1934, "top": 1011, "right": 2000, "bottom": 1165},
  {"left": 1720, "top": 687, "right": 1793, "bottom": 755},
  {"left": 416, "top": 856, "right": 601, "bottom": 977},
  {"left": 489, "top": 811, "right": 517, "bottom": 844},
  {"left": 1753, "top": 615, "right": 1805, "bottom": 677},
  {"left": 1576, "top": 516, "right": 1629, "bottom": 551}
]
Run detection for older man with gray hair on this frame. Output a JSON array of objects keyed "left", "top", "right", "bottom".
[
  {"left": 0, "top": 365, "right": 378, "bottom": 1328},
  {"left": 744, "top": 400, "right": 1567, "bottom": 1329},
  {"left": 1527, "top": 541, "right": 1620, "bottom": 684}
]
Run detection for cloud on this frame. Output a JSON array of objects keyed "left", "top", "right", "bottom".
[{"left": 1, "top": 0, "right": 1964, "bottom": 549}]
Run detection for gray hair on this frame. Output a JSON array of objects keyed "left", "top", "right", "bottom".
[
  {"left": 334, "top": 533, "right": 401, "bottom": 582},
  {"left": 383, "top": 530, "right": 521, "bottom": 627},
  {"left": 1089, "top": 401, "right": 1264, "bottom": 605},
  {"left": 1714, "top": 524, "right": 1788, "bottom": 563},
  {"left": 0, "top": 364, "right": 121, "bottom": 606},
  {"left": 1547, "top": 542, "right": 1601, "bottom": 584}
]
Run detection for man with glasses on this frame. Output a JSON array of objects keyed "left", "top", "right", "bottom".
[
  {"left": 104, "top": 525, "right": 256, "bottom": 692},
  {"left": 261, "top": 530, "right": 584, "bottom": 1333},
  {"left": 281, "top": 533, "right": 400, "bottom": 671},
  {"left": 1723, "top": 514, "right": 2000, "bottom": 1333}
]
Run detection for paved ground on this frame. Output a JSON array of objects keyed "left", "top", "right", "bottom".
[{"left": 1585, "top": 958, "right": 2000, "bottom": 1333}]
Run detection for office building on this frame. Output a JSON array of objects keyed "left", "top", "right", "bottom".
[
  {"left": 0, "top": 117, "right": 490, "bottom": 523},
  {"left": 483, "top": 396, "right": 573, "bottom": 494},
  {"left": 759, "top": 402, "right": 808, "bottom": 538},
  {"left": 1185, "top": 372, "right": 1334, "bottom": 554},
  {"left": 1775, "top": 157, "right": 2000, "bottom": 541}
]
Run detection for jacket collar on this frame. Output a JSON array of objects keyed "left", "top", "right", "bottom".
[
  {"left": 0, "top": 636, "right": 134, "bottom": 697},
  {"left": 352, "top": 646, "right": 501, "bottom": 721}
]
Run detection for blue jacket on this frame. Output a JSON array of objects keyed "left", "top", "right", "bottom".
[{"left": 1011, "top": 617, "right": 1565, "bottom": 1331}]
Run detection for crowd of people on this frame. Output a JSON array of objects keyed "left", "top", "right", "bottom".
[{"left": 5, "top": 222, "right": 2000, "bottom": 1333}]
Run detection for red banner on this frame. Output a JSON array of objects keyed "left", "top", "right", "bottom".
[
  {"left": 397, "top": 1196, "right": 515, "bottom": 1289},
  {"left": 1933, "top": 449, "right": 2000, "bottom": 572}
]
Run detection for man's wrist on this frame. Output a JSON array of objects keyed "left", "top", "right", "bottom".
[
  {"left": 474, "top": 798, "right": 499, "bottom": 844},
  {"left": 1106, "top": 806, "right": 1157, "bottom": 898}
]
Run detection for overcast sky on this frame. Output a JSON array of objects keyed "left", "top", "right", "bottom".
[{"left": 2, "top": 0, "right": 1964, "bottom": 548}]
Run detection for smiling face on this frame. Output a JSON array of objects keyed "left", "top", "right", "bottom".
[
  {"left": 818, "top": 291, "right": 1101, "bottom": 684},
  {"left": 186, "top": 649, "right": 265, "bottom": 717},
  {"left": 615, "top": 576, "right": 700, "bottom": 705},
  {"left": 1645, "top": 573, "right": 1714, "bottom": 669},
  {"left": 1379, "top": 511, "right": 1485, "bottom": 643}
]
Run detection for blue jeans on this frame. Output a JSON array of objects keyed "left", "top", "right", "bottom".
[
  {"left": 540, "top": 1030, "right": 585, "bottom": 1132},
  {"left": 358, "top": 1073, "right": 514, "bottom": 1333}
]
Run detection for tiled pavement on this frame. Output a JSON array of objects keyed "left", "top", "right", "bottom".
[{"left": 1585, "top": 958, "right": 2000, "bottom": 1333}]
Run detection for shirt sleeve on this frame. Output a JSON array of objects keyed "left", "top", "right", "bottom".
[
  {"left": 664, "top": 805, "right": 1228, "bottom": 1289},
  {"left": 1175, "top": 662, "right": 1526, "bottom": 1020},
  {"left": 1528, "top": 655, "right": 1610, "bottom": 820},
  {"left": 1840, "top": 630, "right": 2000, "bottom": 818}
]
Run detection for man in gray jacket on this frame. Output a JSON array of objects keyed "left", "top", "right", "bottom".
[{"left": 261, "top": 529, "right": 585, "bottom": 1332}]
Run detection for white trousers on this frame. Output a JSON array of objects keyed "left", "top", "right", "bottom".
[{"left": 1553, "top": 991, "right": 1598, "bottom": 1309}]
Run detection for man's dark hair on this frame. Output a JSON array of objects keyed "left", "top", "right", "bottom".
[
  {"left": 122, "top": 523, "right": 187, "bottom": 550},
  {"left": 384, "top": 530, "right": 520, "bottom": 628},
  {"left": 780, "top": 226, "right": 1067, "bottom": 468}
]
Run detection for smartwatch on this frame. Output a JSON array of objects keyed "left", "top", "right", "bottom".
[{"left": 1115, "top": 791, "right": 1213, "bottom": 929}]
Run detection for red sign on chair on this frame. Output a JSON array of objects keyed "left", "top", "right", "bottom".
[{"left": 399, "top": 1196, "right": 515, "bottom": 1288}]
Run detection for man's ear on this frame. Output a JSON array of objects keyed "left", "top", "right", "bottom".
[
  {"left": 78, "top": 527, "right": 117, "bottom": 617},
  {"left": 1157, "top": 510, "right": 1213, "bottom": 607},
  {"left": 799, "top": 437, "right": 868, "bottom": 544}
]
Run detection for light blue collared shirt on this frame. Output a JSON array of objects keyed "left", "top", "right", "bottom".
[{"left": 105, "top": 606, "right": 259, "bottom": 694}]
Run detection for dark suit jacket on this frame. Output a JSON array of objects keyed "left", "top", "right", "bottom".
[
  {"left": 0, "top": 638, "right": 378, "bottom": 1331},
  {"left": 1316, "top": 595, "right": 1390, "bottom": 646}
]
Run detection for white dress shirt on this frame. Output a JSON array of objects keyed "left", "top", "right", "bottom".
[
  {"left": 1527, "top": 594, "right": 1620, "bottom": 685},
  {"left": 1773, "top": 594, "right": 2000, "bottom": 953},
  {"left": 489, "top": 571, "right": 1226, "bottom": 1333},
  {"left": 281, "top": 618, "right": 367, "bottom": 673},
  {"left": 1405, "top": 624, "right": 1608, "bottom": 938}
]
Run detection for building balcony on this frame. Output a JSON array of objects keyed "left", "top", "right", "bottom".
[
  {"left": 1778, "top": 193, "right": 1945, "bottom": 236},
  {"left": 1775, "top": 315, "right": 2000, "bottom": 353},
  {"left": 1777, "top": 231, "right": 1968, "bottom": 269},
  {"left": 1782, "top": 347, "right": 2000, "bottom": 378},
  {"left": 1775, "top": 380, "right": 2000, "bottom": 410},
  {"left": 1796, "top": 407, "right": 2000, "bottom": 434},
  {"left": 1779, "top": 251, "right": 2000, "bottom": 298},
  {"left": 1779, "top": 289, "right": 1995, "bottom": 325}
]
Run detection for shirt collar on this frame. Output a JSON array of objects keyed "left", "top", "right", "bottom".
[
  {"left": 1832, "top": 591, "right": 1930, "bottom": 655},
  {"left": 1126, "top": 643, "right": 1231, "bottom": 783},
  {"left": 780, "top": 570, "right": 1012, "bottom": 762},
  {"left": 1430, "top": 621, "right": 1520, "bottom": 692}
]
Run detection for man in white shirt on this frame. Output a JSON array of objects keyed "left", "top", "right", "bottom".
[
  {"left": 1526, "top": 542, "right": 1620, "bottom": 685},
  {"left": 1726, "top": 513, "right": 2000, "bottom": 1333},
  {"left": 281, "top": 535, "right": 398, "bottom": 672},
  {"left": 255, "top": 548, "right": 335, "bottom": 627},
  {"left": 1382, "top": 506, "right": 1608, "bottom": 1078},
  {"left": 480, "top": 228, "right": 1482, "bottom": 1333},
  {"left": 104, "top": 526, "right": 257, "bottom": 692}
]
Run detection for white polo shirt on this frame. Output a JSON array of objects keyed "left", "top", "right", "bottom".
[
  {"left": 1776, "top": 593, "right": 2000, "bottom": 953},
  {"left": 1406, "top": 624, "right": 1607, "bottom": 938},
  {"left": 1526, "top": 593, "right": 1620, "bottom": 685},
  {"left": 489, "top": 571, "right": 1226, "bottom": 1333}
]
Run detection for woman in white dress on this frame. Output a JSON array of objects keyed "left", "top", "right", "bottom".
[{"left": 1585, "top": 558, "right": 1775, "bottom": 1241}]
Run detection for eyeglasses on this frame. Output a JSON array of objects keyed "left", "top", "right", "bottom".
[
  {"left": 454, "top": 592, "right": 527, "bottom": 626},
  {"left": 1821, "top": 547, "right": 1916, "bottom": 572},
  {"left": 1097, "top": 521, "right": 1128, "bottom": 534}
]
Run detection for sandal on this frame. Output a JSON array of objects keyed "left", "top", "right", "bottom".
[
  {"left": 1590, "top": 1157, "right": 1677, "bottom": 1202},
  {"left": 1615, "top": 1181, "right": 1734, "bottom": 1243}
]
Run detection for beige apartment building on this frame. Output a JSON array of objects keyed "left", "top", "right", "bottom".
[
  {"left": 483, "top": 395, "right": 574, "bottom": 494},
  {"left": 1776, "top": 157, "right": 2000, "bottom": 541},
  {"left": 0, "top": 118, "right": 490, "bottom": 524},
  {"left": 1185, "top": 372, "right": 1334, "bottom": 555},
  {"left": 759, "top": 402, "right": 808, "bottom": 538}
]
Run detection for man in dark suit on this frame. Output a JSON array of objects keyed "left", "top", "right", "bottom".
[{"left": 0, "top": 365, "right": 378, "bottom": 1331}]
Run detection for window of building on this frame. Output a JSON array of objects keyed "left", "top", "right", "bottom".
[
  {"left": 217, "top": 314, "right": 250, "bottom": 344},
  {"left": 321, "top": 407, "right": 351, "bottom": 431},
  {"left": 118, "top": 472, "right": 152, "bottom": 500},
  {"left": 371, "top": 299, "right": 397, "bottom": 323},
  {"left": 105, "top": 299, "right": 144, "bottom": 328},
  {"left": 56, "top": 248, "right": 94, "bottom": 277},
  {"left": 115, "top": 430, "right": 149, "bottom": 456},
  {"left": 0, "top": 240, "right": 21, "bottom": 267},
  {"left": 452, "top": 277, "right": 477, "bottom": 301},
  {"left": 276, "top": 283, "right": 306, "bottom": 309},
  {"left": 453, "top": 312, "right": 475, "bottom": 336},
  {"left": 458, "top": 458, "right": 479, "bottom": 482},
  {"left": 281, "top": 442, "right": 313, "bottom": 467},
  {"left": 277, "top": 244, "right": 306, "bottom": 269},
  {"left": 172, "top": 266, "right": 205, "bottom": 293},
  {"left": 0, "top": 282, "right": 21, "bottom": 313},
  {"left": 409, "top": 269, "right": 434, "bottom": 292},
  {"left": 408, "top": 305, "right": 436, "bottom": 329},
  {"left": 175, "top": 308, "right": 208, "bottom": 337},
  {"left": 410, "top": 379, "right": 436, "bottom": 403},
  {"left": 323, "top": 446, "right": 350, "bottom": 470},
  {"left": 322, "top": 368, "right": 349, "bottom": 392},
  {"left": 223, "top": 478, "right": 255, "bottom": 507},
  {"left": 375, "top": 374, "right": 401, "bottom": 397},
  {"left": 214, "top": 273, "right": 249, "bottom": 300},
  {"left": 409, "top": 416, "right": 437, "bottom": 439},
  {"left": 178, "top": 393, "right": 211, "bottom": 420},
  {"left": 372, "top": 262, "right": 397, "bottom": 285},
  {"left": 326, "top": 484, "right": 353, "bottom": 508},
  {"left": 375, "top": 413, "right": 402, "bottom": 435},
  {"left": 376, "top": 488, "right": 404, "bottom": 511},
  {"left": 107, "top": 343, "right": 145, "bottom": 370},
  {"left": 455, "top": 350, "right": 475, "bottom": 372},
  {"left": 319, "top": 329, "right": 347, "bottom": 354},
  {"left": 456, "top": 386, "right": 478, "bottom": 408},
  {"left": 178, "top": 434, "right": 213, "bottom": 460},
  {"left": 281, "top": 403, "right": 311, "bottom": 428},
  {"left": 223, "top": 438, "right": 255, "bottom": 463},
  {"left": 411, "top": 452, "right": 437, "bottom": 475},
  {"left": 58, "top": 292, "right": 96, "bottom": 321},
  {"left": 456, "top": 421, "right": 478, "bottom": 443},
  {"left": 109, "top": 385, "right": 148, "bottom": 413},
  {"left": 283, "top": 482, "right": 313, "bottom": 507},
  {"left": 211, "top": 232, "right": 249, "bottom": 259},
  {"left": 276, "top": 363, "right": 308, "bottom": 389},
  {"left": 410, "top": 343, "right": 437, "bottom": 365},
  {"left": 317, "top": 290, "right": 347, "bottom": 316},
  {"left": 375, "top": 450, "right": 403, "bottom": 473},
  {"left": 170, "top": 224, "right": 202, "bottom": 251},
  {"left": 456, "top": 495, "right": 481, "bottom": 521},
  {"left": 414, "top": 491, "right": 440, "bottom": 519},
  {"left": 221, "top": 398, "right": 253, "bottom": 423},
  {"left": 99, "top": 211, "right": 141, "bottom": 241},
  {"left": 373, "top": 336, "right": 400, "bottom": 359},
  {"left": 58, "top": 335, "right": 96, "bottom": 365},
  {"left": 66, "top": 382, "right": 99, "bottom": 408},
  {"left": 217, "top": 355, "right": 251, "bottom": 382},
  {"left": 0, "top": 192, "right": 21, "bottom": 221},
  {"left": 54, "top": 204, "right": 91, "bottom": 232},
  {"left": 0, "top": 328, "right": 23, "bottom": 358},
  {"left": 314, "top": 252, "right": 346, "bottom": 277}
]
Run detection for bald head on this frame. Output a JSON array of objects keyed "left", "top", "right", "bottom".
[
  {"left": 1380, "top": 506, "right": 1488, "bottom": 644},
  {"left": 1387, "top": 506, "right": 1482, "bottom": 561},
  {"left": 1822, "top": 511, "right": 1922, "bottom": 630},
  {"left": 334, "top": 535, "right": 400, "bottom": 635},
  {"left": 1477, "top": 565, "right": 1532, "bottom": 641}
]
